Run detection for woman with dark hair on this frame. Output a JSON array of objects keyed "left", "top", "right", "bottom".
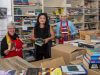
[{"left": 31, "top": 13, "right": 55, "bottom": 60}]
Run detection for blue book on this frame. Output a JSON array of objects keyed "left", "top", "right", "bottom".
[
  {"left": 91, "top": 56, "right": 100, "bottom": 60},
  {"left": 90, "top": 60, "right": 100, "bottom": 64},
  {"left": 14, "top": 0, "right": 22, "bottom": 5},
  {"left": 93, "top": 53, "right": 100, "bottom": 56},
  {"left": 22, "top": 0, "right": 29, "bottom": 5}
]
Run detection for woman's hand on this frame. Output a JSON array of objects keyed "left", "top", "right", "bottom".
[
  {"left": 29, "top": 35, "right": 32, "bottom": 40},
  {"left": 4, "top": 50, "right": 10, "bottom": 55},
  {"left": 11, "top": 46, "right": 16, "bottom": 51},
  {"left": 44, "top": 38, "right": 50, "bottom": 44},
  {"left": 29, "top": 35, "right": 36, "bottom": 41}
]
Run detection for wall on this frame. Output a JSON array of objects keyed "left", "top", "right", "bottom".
[{"left": 0, "top": 0, "right": 12, "bottom": 42}]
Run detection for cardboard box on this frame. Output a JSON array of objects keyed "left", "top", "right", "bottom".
[
  {"left": 79, "top": 30, "right": 97, "bottom": 40},
  {"left": 31, "top": 57, "right": 65, "bottom": 68},
  {"left": 88, "top": 69, "right": 100, "bottom": 75},
  {"left": 41, "top": 57, "right": 65, "bottom": 68},
  {"left": 70, "top": 60, "right": 83, "bottom": 65},
  {"left": 0, "top": 56, "right": 34, "bottom": 72},
  {"left": 30, "top": 58, "right": 52, "bottom": 68},
  {"left": 51, "top": 44, "right": 87, "bottom": 64},
  {"left": 85, "top": 35, "right": 91, "bottom": 44}
]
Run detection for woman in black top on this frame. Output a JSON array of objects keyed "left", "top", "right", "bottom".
[{"left": 31, "top": 13, "right": 55, "bottom": 61}]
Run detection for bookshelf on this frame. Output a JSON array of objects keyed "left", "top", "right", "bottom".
[
  {"left": 12, "top": 0, "right": 43, "bottom": 61},
  {"left": 11, "top": 0, "right": 99, "bottom": 47},
  {"left": 12, "top": 0, "right": 42, "bottom": 45},
  {"left": 43, "top": 0, "right": 99, "bottom": 30},
  {"left": 66, "top": 0, "right": 99, "bottom": 30},
  {"left": 84, "top": 0, "right": 99, "bottom": 30}
]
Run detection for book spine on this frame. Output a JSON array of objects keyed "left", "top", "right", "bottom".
[
  {"left": 83, "top": 58, "right": 89, "bottom": 68},
  {"left": 85, "top": 54, "right": 91, "bottom": 60},
  {"left": 90, "top": 60, "right": 100, "bottom": 64},
  {"left": 83, "top": 56, "right": 90, "bottom": 64}
]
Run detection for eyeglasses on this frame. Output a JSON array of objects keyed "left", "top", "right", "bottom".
[{"left": 8, "top": 28, "right": 15, "bottom": 29}]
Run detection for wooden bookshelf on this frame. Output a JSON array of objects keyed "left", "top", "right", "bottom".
[{"left": 43, "top": 0, "right": 99, "bottom": 30}]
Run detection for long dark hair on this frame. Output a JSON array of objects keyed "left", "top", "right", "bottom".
[
  {"left": 35, "top": 13, "right": 49, "bottom": 29},
  {"left": 34, "top": 13, "right": 50, "bottom": 37}
]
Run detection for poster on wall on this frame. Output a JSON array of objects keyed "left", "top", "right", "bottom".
[
  {"left": 0, "top": 0, "right": 12, "bottom": 15},
  {"left": 0, "top": 8, "right": 7, "bottom": 19}
]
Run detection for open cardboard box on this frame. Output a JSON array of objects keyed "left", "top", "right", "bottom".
[
  {"left": 51, "top": 44, "right": 87, "bottom": 64},
  {"left": 79, "top": 30, "right": 97, "bottom": 40},
  {"left": 88, "top": 69, "right": 100, "bottom": 75},
  {"left": 30, "top": 57, "right": 65, "bottom": 68}
]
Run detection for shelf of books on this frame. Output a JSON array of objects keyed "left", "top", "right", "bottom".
[
  {"left": 84, "top": 0, "right": 99, "bottom": 30},
  {"left": 12, "top": 0, "right": 43, "bottom": 61},
  {"left": 66, "top": 0, "right": 99, "bottom": 30}
]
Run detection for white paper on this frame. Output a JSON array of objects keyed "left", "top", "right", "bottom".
[{"left": 0, "top": 0, "right": 12, "bottom": 15}]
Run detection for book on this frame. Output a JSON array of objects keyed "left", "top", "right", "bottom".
[
  {"left": 91, "top": 56, "right": 100, "bottom": 61},
  {"left": 35, "top": 38, "right": 45, "bottom": 46},
  {"left": 61, "top": 65, "right": 87, "bottom": 75},
  {"left": 42, "top": 68, "right": 62, "bottom": 75},
  {"left": 89, "top": 63, "right": 100, "bottom": 69},
  {"left": 90, "top": 60, "right": 100, "bottom": 64},
  {"left": 0, "top": 70, "right": 16, "bottom": 75},
  {"left": 8, "top": 42, "right": 16, "bottom": 51},
  {"left": 93, "top": 53, "right": 100, "bottom": 56},
  {"left": 26, "top": 68, "right": 41, "bottom": 75},
  {"left": 83, "top": 57, "right": 90, "bottom": 68},
  {"left": 50, "top": 68, "right": 62, "bottom": 75}
]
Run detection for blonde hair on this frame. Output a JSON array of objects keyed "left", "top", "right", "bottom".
[{"left": 7, "top": 22, "right": 15, "bottom": 28}]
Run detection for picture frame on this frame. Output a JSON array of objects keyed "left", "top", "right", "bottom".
[{"left": 0, "top": 8, "right": 7, "bottom": 19}]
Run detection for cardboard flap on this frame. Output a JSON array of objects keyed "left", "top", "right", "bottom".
[
  {"left": 52, "top": 44, "right": 86, "bottom": 53},
  {"left": 41, "top": 57, "right": 65, "bottom": 68},
  {"left": 88, "top": 69, "right": 100, "bottom": 75}
]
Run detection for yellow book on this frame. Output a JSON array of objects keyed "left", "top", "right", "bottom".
[{"left": 50, "top": 68, "right": 62, "bottom": 75}]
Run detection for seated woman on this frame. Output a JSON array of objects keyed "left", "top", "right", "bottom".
[{"left": 1, "top": 22, "right": 23, "bottom": 58}]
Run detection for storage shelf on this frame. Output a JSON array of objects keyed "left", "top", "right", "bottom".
[
  {"left": 14, "top": 15, "right": 37, "bottom": 17},
  {"left": 14, "top": 5, "right": 36, "bottom": 7},
  {"left": 15, "top": 25, "right": 34, "bottom": 28},
  {"left": 84, "top": 21, "right": 100, "bottom": 23},
  {"left": 69, "top": 14, "right": 83, "bottom": 16},
  {"left": 67, "top": 7, "right": 83, "bottom": 9},
  {"left": 23, "top": 47, "right": 35, "bottom": 51},
  {"left": 84, "top": 14, "right": 99, "bottom": 16},
  {"left": 74, "top": 22, "right": 83, "bottom": 24},
  {"left": 84, "top": 8, "right": 99, "bottom": 9}
]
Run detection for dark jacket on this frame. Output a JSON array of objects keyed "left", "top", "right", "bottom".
[{"left": 1, "top": 33, "right": 19, "bottom": 56}]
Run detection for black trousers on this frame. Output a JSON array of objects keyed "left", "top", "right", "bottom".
[{"left": 35, "top": 42, "right": 51, "bottom": 61}]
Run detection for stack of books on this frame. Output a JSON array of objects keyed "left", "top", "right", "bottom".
[
  {"left": 14, "top": 8, "right": 22, "bottom": 15},
  {"left": 0, "top": 70, "right": 16, "bottom": 75},
  {"left": 83, "top": 51, "right": 100, "bottom": 69},
  {"left": 61, "top": 65, "right": 87, "bottom": 75},
  {"left": 90, "top": 53, "right": 100, "bottom": 69},
  {"left": 20, "top": 68, "right": 62, "bottom": 75},
  {"left": 35, "top": 38, "right": 45, "bottom": 46}
]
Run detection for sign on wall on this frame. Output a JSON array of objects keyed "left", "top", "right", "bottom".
[{"left": 0, "top": 8, "right": 7, "bottom": 19}]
